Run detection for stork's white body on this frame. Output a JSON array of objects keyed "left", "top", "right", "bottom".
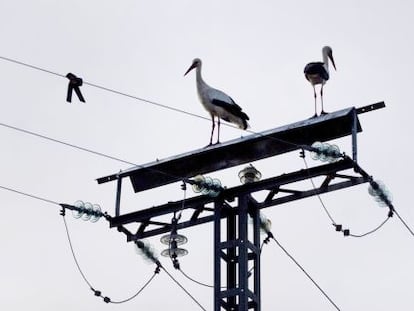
[
  {"left": 304, "top": 46, "right": 336, "bottom": 116},
  {"left": 185, "top": 58, "right": 249, "bottom": 145}
]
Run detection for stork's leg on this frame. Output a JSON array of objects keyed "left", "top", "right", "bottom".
[
  {"left": 216, "top": 118, "right": 221, "bottom": 144},
  {"left": 320, "top": 84, "right": 327, "bottom": 115},
  {"left": 312, "top": 85, "right": 317, "bottom": 117},
  {"left": 209, "top": 115, "right": 215, "bottom": 146}
]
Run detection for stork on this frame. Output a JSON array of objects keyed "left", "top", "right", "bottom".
[
  {"left": 184, "top": 58, "right": 249, "bottom": 146},
  {"left": 304, "top": 46, "right": 336, "bottom": 116}
]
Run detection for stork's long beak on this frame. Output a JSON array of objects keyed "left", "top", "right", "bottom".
[
  {"left": 184, "top": 62, "right": 197, "bottom": 76},
  {"left": 329, "top": 54, "right": 337, "bottom": 71}
]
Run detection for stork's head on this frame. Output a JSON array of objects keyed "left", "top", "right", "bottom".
[
  {"left": 322, "top": 46, "right": 336, "bottom": 70},
  {"left": 184, "top": 58, "right": 202, "bottom": 76}
]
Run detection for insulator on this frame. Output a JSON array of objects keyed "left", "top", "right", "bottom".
[
  {"left": 311, "top": 141, "right": 342, "bottom": 163},
  {"left": 191, "top": 175, "right": 205, "bottom": 193},
  {"left": 135, "top": 240, "right": 159, "bottom": 264},
  {"left": 259, "top": 213, "right": 272, "bottom": 234},
  {"left": 207, "top": 178, "right": 222, "bottom": 197},
  {"left": 201, "top": 176, "right": 213, "bottom": 195},
  {"left": 239, "top": 165, "right": 262, "bottom": 184},
  {"left": 368, "top": 180, "right": 385, "bottom": 197},
  {"left": 160, "top": 233, "right": 188, "bottom": 246},
  {"left": 191, "top": 175, "right": 223, "bottom": 197},
  {"left": 310, "top": 142, "right": 323, "bottom": 160},
  {"left": 161, "top": 247, "right": 188, "bottom": 258},
  {"left": 326, "top": 144, "right": 341, "bottom": 162},
  {"left": 90, "top": 204, "right": 102, "bottom": 223},
  {"left": 318, "top": 143, "right": 331, "bottom": 162},
  {"left": 368, "top": 180, "right": 393, "bottom": 207},
  {"left": 81, "top": 202, "right": 93, "bottom": 221},
  {"left": 72, "top": 200, "right": 85, "bottom": 219}
]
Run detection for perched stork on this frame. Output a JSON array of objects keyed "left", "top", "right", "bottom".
[
  {"left": 184, "top": 58, "right": 249, "bottom": 146},
  {"left": 304, "top": 46, "right": 336, "bottom": 116}
]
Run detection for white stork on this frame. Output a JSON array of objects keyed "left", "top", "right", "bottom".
[
  {"left": 304, "top": 46, "right": 336, "bottom": 116},
  {"left": 184, "top": 58, "right": 249, "bottom": 146}
]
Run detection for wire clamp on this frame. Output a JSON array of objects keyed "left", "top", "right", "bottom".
[{"left": 59, "top": 207, "right": 66, "bottom": 216}]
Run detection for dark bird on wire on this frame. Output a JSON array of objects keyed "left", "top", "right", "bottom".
[
  {"left": 304, "top": 46, "right": 336, "bottom": 116},
  {"left": 184, "top": 58, "right": 249, "bottom": 146}
]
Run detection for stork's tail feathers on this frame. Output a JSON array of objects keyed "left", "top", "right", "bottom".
[
  {"left": 241, "top": 119, "right": 249, "bottom": 130},
  {"left": 236, "top": 110, "right": 249, "bottom": 130}
]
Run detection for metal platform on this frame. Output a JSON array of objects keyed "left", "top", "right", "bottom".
[{"left": 97, "top": 103, "right": 384, "bottom": 193}]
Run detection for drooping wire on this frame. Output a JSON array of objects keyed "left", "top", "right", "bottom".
[
  {"left": 270, "top": 234, "right": 341, "bottom": 311},
  {"left": 62, "top": 208, "right": 159, "bottom": 304},
  {"left": 348, "top": 216, "right": 391, "bottom": 238},
  {"left": 301, "top": 153, "right": 392, "bottom": 238},
  {"left": 0, "top": 184, "right": 158, "bottom": 304},
  {"left": 104, "top": 270, "right": 159, "bottom": 304},
  {"left": 161, "top": 266, "right": 208, "bottom": 311},
  {"left": 178, "top": 269, "right": 214, "bottom": 288},
  {"left": 301, "top": 155, "right": 336, "bottom": 224},
  {"left": 62, "top": 212, "right": 94, "bottom": 289}
]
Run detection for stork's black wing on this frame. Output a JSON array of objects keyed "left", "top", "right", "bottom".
[
  {"left": 212, "top": 98, "right": 249, "bottom": 121},
  {"left": 304, "top": 62, "right": 329, "bottom": 81}
]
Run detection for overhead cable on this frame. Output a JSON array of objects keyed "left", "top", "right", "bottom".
[{"left": 270, "top": 234, "right": 341, "bottom": 311}]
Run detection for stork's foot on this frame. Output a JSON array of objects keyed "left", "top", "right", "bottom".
[
  {"left": 204, "top": 142, "right": 214, "bottom": 148},
  {"left": 320, "top": 110, "right": 328, "bottom": 115},
  {"left": 309, "top": 113, "right": 318, "bottom": 119}
]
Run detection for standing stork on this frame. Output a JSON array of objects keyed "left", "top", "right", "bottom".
[
  {"left": 184, "top": 58, "right": 249, "bottom": 146},
  {"left": 304, "top": 46, "right": 336, "bottom": 116}
]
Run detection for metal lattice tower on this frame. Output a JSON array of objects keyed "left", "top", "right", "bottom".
[{"left": 97, "top": 103, "right": 384, "bottom": 311}]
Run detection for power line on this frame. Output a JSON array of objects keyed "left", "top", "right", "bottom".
[
  {"left": 302, "top": 157, "right": 336, "bottom": 224},
  {"left": 0, "top": 55, "right": 65, "bottom": 78},
  {"left": 0, "top": 55, "right": 215, "bottom": 120},
  {"left": 178, "top": 268, "right": 214, "bottom": 288},
  {"left": 62, "top": 209, "right": 158, "bottom": 304},
  {"left": 109, "top": 271, "right": 158, "bottom": 304},
  {"left": 0, "top": 184, "right": 60, "bottom": 206},
  {"left": 270, "top": 234, "right": 341, "bottom": 311},
  {"left": 301, "top": 156, "right": 392, "bottom": 238},
  {"left": 393, "top": 208, "right": 414, "bottom": 237},
  {"left": 83, "top": 80, "right": 213, "bottom": 122},
  {"left": 0, "top": 55, "right": 328, "bottom": 195},
  {"left": 161, "top": 266, "right": 208, "bottom": 311},
  {"left": 0, "top": 54, "right": 307, "bottom": 149},
  {"left": 0, "top": 184, "right": 158, "bottom": 304},
  {"left": 0, "top": 121, "right": 137, "bottom": 167},
  {"left": 348, "top": 216, "right": 391, "bottom": 238},
  {"left": 177, "top": 239, "right": 268, "bottom": 289},
  {"left": 0, "top": 120, "right": 199, "bottom": 184},
  {"left": 62, "top": 213, "right": 94, "bottom": 289}
]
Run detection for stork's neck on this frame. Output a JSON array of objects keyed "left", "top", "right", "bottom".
[
  {"left": 322, "top": 52, "right": 330, "bottom": 73},
  {"left": 195, "top": 65, "right": 209, "bottom": 91}
]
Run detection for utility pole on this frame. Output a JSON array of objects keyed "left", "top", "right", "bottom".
[{"left": 97, "top": 103, "right": 384, "bottom": 310}]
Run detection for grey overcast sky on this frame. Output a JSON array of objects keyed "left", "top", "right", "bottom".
[{"left": 1, "top": 1, "right": 414, "bottom": 310}]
